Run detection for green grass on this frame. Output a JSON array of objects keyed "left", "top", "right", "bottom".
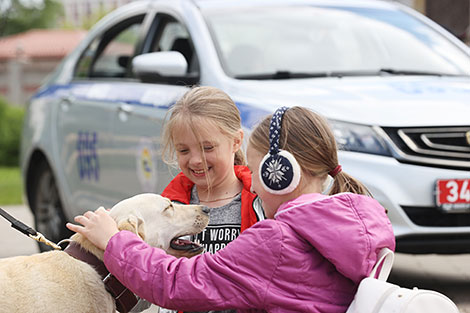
[{"left": 0, "top": 167, "right": 24, "bottom": 205}]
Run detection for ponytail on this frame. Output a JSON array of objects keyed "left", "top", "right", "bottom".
[{"left": 328, "top": 171, "right": 371, "bottom": 197}]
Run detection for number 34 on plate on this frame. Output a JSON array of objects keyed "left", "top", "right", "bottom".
[{"left": 436, "top": 179, "right": 470, "bottom": 212}]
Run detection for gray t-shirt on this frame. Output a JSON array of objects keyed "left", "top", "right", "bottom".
[
  {"left": 184, "top": 186, "right": 240, "bottom": 313},
  {"left": 189, "top": 186, "right": 242, "bottom": 255}
]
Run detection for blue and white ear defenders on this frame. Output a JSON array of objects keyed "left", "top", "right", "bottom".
[{"left": 259, "top": 106, "right": 301, "bottom": 195}]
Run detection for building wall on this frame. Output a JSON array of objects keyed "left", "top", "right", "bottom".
[
  {"left": 0, "top": 58, "right": 60, "bottom": 106},
  {"left": 396, "top": 0, "right": 470, "bottom": 44},
  {"left": 426, "top": 0, "right": 470, "bottom": 43},
  {"left": 395, "top": 0, "right": 426, "bottom": 13}
]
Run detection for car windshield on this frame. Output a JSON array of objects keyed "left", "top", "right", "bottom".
[{"left": 203, "top": 5, "right": 470, "bottom": 79}]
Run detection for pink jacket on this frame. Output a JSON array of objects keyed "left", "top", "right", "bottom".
[{"left": 104, "top": 193, "right": 395, "bottom": 313}]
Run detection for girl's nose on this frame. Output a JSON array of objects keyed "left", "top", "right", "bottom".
[{"left": 189, "top": 151, "right": 203, "bottom": 165}]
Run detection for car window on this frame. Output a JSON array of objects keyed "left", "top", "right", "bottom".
[
  {"left": 144, "top": 13, "right": 199, "bottom": 75},
  {"left": 75, "top": 15, "right": 144, "bottom": 79},
  {"left": 203, "top": 6, "right": 470, "bottom": 78}
]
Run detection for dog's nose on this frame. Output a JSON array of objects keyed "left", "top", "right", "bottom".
[{"left": 201, "top": 206, "right": 211, "bottom": 215}]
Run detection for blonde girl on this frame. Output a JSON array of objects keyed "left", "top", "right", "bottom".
[{"left": 159, "top": 86, "right": 264, "bottom": 313}]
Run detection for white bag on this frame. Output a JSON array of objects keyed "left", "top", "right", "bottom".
[{"left": 346, "top": 248, "right": 460, "bottom": 313}]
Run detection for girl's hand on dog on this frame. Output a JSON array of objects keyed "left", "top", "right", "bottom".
[{"left": 66, "top": 207, "right": 119, "bottom": 250}]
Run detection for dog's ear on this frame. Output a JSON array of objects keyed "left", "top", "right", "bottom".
[{"left": 117, "top": 214, "right": 145, "bottom": 241}]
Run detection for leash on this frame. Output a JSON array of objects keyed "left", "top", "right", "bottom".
[{"left": 0, "top": 207, "right": 62, "bottom": 250}]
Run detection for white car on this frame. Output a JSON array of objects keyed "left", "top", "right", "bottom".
[{"left": 20, "top": 0, "right": 470, "bottom": 253}]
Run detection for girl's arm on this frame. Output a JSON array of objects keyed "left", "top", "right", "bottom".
[{"left": 104, "top": 222, "right": 282, "bottom": 311}]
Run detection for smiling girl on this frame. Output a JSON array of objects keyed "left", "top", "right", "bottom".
[
  {"left": 161, "top": 87, "right": 264, "bottom": 255},
  {"left": 156, "top": 86, "right": 264, "bottom": 313}
]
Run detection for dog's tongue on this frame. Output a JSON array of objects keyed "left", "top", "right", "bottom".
[
  {"left": 173, "top": 239, "right": 192, "bottom": 246},
  {"left": 170, "top": 238, "right": 201, "bottom": 251}
]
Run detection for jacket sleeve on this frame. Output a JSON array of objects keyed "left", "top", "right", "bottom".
[{"left": 103, "top": 222, "right": 282, "bottom": 311}]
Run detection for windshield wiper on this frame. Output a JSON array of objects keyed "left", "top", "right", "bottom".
[
  {"left": 234, "top": 69, "right": 456, "bottom": 80},
  {"left": 377, "top": 68, "right": 451, "bottom": 76},
  {"left": 234, "top": 71, "right": 330, "bottom": 80},
  {"left": 234, "top": 70, "right": 382, "bottom": 80}
]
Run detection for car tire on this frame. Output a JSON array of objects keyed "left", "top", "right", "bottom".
[{"left": 30, "top": 161, "right": 72, "bottom": 252}]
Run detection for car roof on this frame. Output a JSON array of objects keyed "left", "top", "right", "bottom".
[
  {"left": 191, "top": 0, "right": 399, "bottom": 10},
  {"left": 128, "top": 0, "right": 400, "bottom": 11}
]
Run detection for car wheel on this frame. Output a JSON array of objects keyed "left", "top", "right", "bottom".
[{"left": 30, "top": 161, "right": 72, "bottom": 251}]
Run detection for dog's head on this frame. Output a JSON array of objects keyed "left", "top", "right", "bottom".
[{"left": 108, "top": 193, "right": 210, "bottom": 258}]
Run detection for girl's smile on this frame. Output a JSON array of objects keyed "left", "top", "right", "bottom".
[
  {"left": 173, "top": 120, "right": 243, "bottom": 202},
  {"left": 191, "top": 168, "right": 209, "bottom": 177}
]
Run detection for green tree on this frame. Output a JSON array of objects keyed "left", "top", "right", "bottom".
[
  {"left": 0, "top": 0, "right": 63, "bottom": 37},
  {"left": 0, "top": 97, "right": 24, "bottom": 166},
  {"left": 81, "top": 4, "right": 112, "bottom": 30}
]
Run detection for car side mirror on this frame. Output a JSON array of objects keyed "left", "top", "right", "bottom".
[{"left": 132, "top": 51, "right": 188, "bottom": 81}]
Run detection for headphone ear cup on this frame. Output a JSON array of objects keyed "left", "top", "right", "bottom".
[{"left": 259, "top": 149, "right": 301, "bottom": 195}]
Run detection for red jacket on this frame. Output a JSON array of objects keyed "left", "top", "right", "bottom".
[{"left": 162, "top": 165, "right": 263, "bottom": 233}]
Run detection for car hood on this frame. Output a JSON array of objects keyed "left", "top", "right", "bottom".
[{"left": 228, "top": 76, "right": 470, "bottom": 127}]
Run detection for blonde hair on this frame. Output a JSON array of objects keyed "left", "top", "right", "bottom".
[
  {"left": 248, "top": 106, "right": 371, "bottom": 196},
  {"left": 162, "top": 86, "right": 245, "bottom": 168}
]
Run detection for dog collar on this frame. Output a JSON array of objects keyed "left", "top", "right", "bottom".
[{"left": 64, "top": 241, "right": 138, "bottom": 313}]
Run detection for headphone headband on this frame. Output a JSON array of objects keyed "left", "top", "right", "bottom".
[{"left": 268, "top": 106, "right": 289, "bottom": 155}]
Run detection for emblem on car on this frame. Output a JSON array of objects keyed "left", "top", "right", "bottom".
[{"left": 467, "top": 131, "right": 470, "bottom": 146}]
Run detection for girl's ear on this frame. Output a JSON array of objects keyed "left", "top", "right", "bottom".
[{"left": 233, "top": 129, "right": 244, "bottom": 151}]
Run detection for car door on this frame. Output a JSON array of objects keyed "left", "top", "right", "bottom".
[
  {"left": 56, "top": 12, "right": 150, "bottom": 214},
  {"left": 109, "top": 12, "right": 200, "bottom": 196}
]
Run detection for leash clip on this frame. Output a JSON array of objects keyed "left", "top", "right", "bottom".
[
  {"left": 0, "top": 207, "right": 62, "bottom": 250},
  {"left": 29, "top": 232, "right": 62, "bottom": 250}
]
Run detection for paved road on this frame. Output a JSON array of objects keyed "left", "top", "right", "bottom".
[{"left": 1, "top": 205, "right": 469, "bottom": 311}]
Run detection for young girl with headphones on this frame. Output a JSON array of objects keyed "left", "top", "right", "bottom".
[{"left": 68, "top": 106, "right": 396, "bottom": 313}]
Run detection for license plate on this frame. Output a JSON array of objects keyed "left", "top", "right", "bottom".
[{"left": 436, "top": 179, "right": 470, "bottom": 212}]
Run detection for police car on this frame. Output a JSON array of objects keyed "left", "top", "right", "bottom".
[{"left": 20, "top": 0, "right": 470, "bottom": 253}]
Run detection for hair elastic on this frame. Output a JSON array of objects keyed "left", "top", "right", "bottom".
[{"left": 329, "top": 165, "right": 342, "bottom": 177}]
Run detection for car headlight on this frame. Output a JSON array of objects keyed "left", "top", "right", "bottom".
[{"left": 329, "top": 120, "right": 392, "bottom": 156}]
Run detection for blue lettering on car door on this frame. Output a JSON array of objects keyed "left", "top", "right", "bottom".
[{"left": 77, "top": 131, "right": 100, "bottom": 181}]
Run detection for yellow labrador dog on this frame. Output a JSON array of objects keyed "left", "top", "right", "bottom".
[{"left": 0, "top": 193, "right": 209, "bottom": 313}]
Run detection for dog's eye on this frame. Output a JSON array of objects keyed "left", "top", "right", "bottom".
[{"left": 163, "top": 203, "right": 174, "bottom": 212}]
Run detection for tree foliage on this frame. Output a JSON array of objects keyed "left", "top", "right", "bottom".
[
  {"left": 81, "top": 4, "right": 112, "bottom": 30},
  {"left": 0, "top": 0, "right": 63, "bottom": 37},
  {"left": 0, "top": 97, "right": 24, "bottom": 166}
]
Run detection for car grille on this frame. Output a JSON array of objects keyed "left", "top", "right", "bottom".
[
  {"left": 402, "top": 206, "right": 470, "bottom": 227},
  {"left": 380, "top": 126, "right": 470, "bottom": 170}
]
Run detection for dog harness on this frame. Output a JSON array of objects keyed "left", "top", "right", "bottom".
[{"left": 64, "top": 241, "right": 138, "bottom": 313}]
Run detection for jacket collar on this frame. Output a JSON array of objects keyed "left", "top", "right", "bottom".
[{"left": 162, "top": 165, "right": 253, "bottom": 204}]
